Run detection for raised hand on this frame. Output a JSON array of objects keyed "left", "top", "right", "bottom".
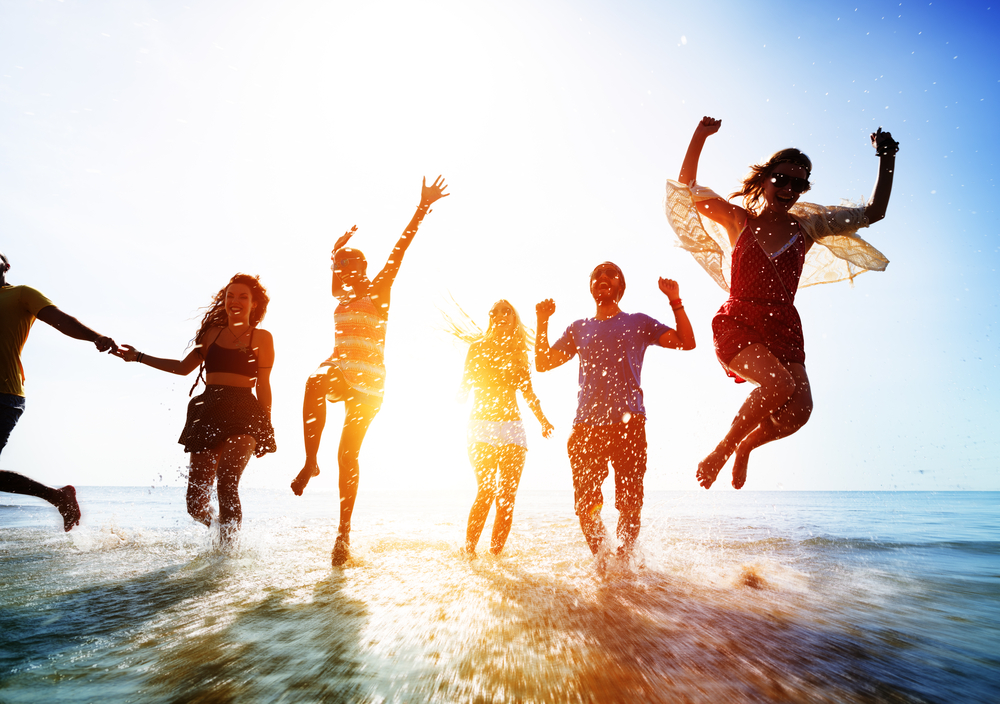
[
  {"left": 420, "top": 175, "right": 450, "bottom": 208},
  {"left": 536, "top": 299, "right": 556, "bottom": 320},
  {"left": 695, "top": 116, "right": 722, "bottom": 139},
  {"left": 658, "top": 277, "right": 681, "bottom": 302},
  {"left": 333, "top": 225, "right": 358, "bottom": 254},
  {"left": 871, "top": 127, "right": 899, "bottom": 157}
]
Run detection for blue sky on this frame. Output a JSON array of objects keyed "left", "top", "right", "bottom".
[{"left": 2, "top": 0, "right": 997, "bottom": 491}]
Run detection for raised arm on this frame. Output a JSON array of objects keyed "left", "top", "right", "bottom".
[
  {"left": 330, "top": 226, "right": 358, "bottom": 302},
  {"left": 534, "top": 299, "right": 573, "bottom": 372},
  {"left": 656, "top": 278, "right": 696, "bottom": 351},
  {"left": 371, "top": 176, "right": 449, "bottom": 297},
  {"left": 678, "top": 116, "right": 745, "bottom": 240},
  {"left": 35, "top": 305, "right": 117, "bottom": 353},
  {"left": 863, "top": 127, "right": 898, "bottom": 225}
]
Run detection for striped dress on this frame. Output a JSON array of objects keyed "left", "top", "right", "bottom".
[{"left": 325, "top": 295, "right": 387, "bottom": 405}]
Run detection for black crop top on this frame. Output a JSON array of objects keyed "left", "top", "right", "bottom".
[{"left": 204, "top": 332, "right": 258, "bottom": 378}]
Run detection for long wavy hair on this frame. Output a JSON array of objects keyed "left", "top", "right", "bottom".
[
  {"left": 730, "top": 148, "right": 813, "bottom": 216},
  {"left": 441, "top": 296, "right": 533, "bottom": 376},
  {"left": 482, "top": 299, "right": 531, "bottom": 374},
  {"left": 188, "top": 273, "right": 270, "bottom": 395}
]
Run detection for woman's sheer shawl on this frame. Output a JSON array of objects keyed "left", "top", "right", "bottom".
[{"left": 664, "top": 180, "right": 889, "bottom": 292}]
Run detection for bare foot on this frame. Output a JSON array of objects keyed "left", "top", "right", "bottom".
[
  {"left": 331, "top": 533, "right": 350, "bottom": 567},
  {"left": 732, "top": 448, "right": 749, "bottom": 490},
  {"left": 55, "top": 485, "right": 81, "bottom": 532},
  {"left": 696, "top": 449, "right": 730, "bottom": 489},
  {"left": 291, "top": 463, "right": 320, "bottom": 496}
]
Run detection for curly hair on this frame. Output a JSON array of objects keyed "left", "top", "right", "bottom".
[
  {"left": 730, "top": 148, "right": 813, "bottom": 216},
  {"left": 188, "top": 273, "right": 270, "bottom": 395}
]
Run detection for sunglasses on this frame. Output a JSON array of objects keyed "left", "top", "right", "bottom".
[
  {"left": 592, "top": 266, "right": 621, "bottom": 280},
  {"left": 489, "top": 308, "right": 513, "bottom": 319},
  {"left": 769, "top": 173, "right": 810, "bottom": 193}
]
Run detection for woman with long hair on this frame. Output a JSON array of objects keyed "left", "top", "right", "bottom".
[
  {"left": 666, "top": 116, "right": 897, "bottom": 490},
  {"left": 455, "top": 299, "right": 553, "bottom": 555},
  {"left": 116, "top": 273, "right": 275, "bottom": 543},
  {"left": 291, "top": 176, "right": 448, "bottom": 566}
]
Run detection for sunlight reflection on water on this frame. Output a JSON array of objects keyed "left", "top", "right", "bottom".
[{"left": 1, "top": 489, "right": 997, "bottom": 702}]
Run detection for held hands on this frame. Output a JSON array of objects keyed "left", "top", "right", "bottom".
[
  {"left": 871, "top": 127, "right": 899, "bottom": 157},
  {"left": 114, "top": 344, "right": 140, "bottom": 362},
  {"left": 695, "top": 116, "right": 722, "bottom": 139},
  {"left": 658, "top": 277, "right": 681, "bottom": 302},
  {"left": 95, "top": 336, "right": 118, "bottom": 354},
  {"left": 333, "top": 225, "right": 358, "bottom": 255},
  {"left": 536, "top": 299, "right": 556, "bottom": 320},
  {"left": 419, "top": 175, "right": 450, "bottom": 209}
]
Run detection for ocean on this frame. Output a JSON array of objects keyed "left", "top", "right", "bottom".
[{"left": 1, "top": 487, "right": 997, "bottom": 703}]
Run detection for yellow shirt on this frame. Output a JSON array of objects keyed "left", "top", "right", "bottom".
[{"left": 0, "top": 285, "right": 54, "bottom": 396}]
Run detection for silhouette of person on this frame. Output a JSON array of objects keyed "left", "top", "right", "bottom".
[
  {"left": 667, "top": 116, "right": 897, "bottom": 490},
  {"left": 291, "top": 176, "right": 449, "bottom": 566},
  {"left": 116, "top": 274, "right": 275, "bottom": 545},
  {"left": 456, "top": 300, "right": 553, "bottom": 556},
  {"left": 0, "top": 250, "right": 117, "bottom": 531},
  {"left": 535, "top": 263, "right": 695, "bottom": 558}
]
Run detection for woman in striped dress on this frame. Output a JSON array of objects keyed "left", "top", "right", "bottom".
[{"left": 291, "top": 175, "right": 448, "bottom": 566}]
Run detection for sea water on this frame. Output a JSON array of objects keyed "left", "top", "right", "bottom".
[{"left": 1, "top": 488, "right": 998, "bottom": 703}]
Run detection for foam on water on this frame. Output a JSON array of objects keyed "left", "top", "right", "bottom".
[{"left": 1, "top": 489, "right": 998, "bottom": 703}]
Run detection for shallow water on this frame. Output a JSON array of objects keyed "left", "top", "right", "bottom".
[{"left": 2, "top": 489, "right": 998, "bottom": 703}]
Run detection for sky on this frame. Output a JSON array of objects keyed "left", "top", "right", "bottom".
[{"left": 1, "top": 0, "right": 997, "bottom": 493}]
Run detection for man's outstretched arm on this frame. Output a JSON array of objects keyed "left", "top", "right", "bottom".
[{"left": 35, "top": 305, "right": 117, "bottom": 353}]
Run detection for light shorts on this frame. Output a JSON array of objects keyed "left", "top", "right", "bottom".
[{"left": 467, "top": 419, "right": 527, "bottom": 449}]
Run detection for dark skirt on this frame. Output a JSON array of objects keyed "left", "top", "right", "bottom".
[{"left": 178, "top": 385, "right": 276, "bottom": 458}]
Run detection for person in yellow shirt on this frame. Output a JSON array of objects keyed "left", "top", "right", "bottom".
[{"left": 0, "top": 250, "right": 117, "bottom": 531}]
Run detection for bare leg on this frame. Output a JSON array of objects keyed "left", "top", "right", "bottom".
[
  {"left": 216, "top": 434, "right": 257, "bottom": 543},
  {"left": 731, "top": 364, "right": 813, "bottom": 489},
  {"left": 697, "top": 344, "right": 798, "bottom": 489},
  {"left": 187, "top": 452, "right": 218, "bottom": 527},
  {"left": 616, "top": 507, "right": 641, "bottom": 555},
  {"left": 0, "top": 471, "right": 81, "bottom": 531},
  {"left": 489, "top": 445, "right": 526, "bottom": 555},
  {"left": 579, "top": 505, "right": 607, "bottom": 555},
  {"left": 466, "top": 443, "right": 499, "bottom": 554},
  {"left": 293, "top": 367, "right": 348, "bottom": 496},
  {"left": 332, "top": 399, "right": 379, "bottom": 566}
]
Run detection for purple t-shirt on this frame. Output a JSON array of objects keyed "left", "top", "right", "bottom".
[{"left": 552, "top": 312, "right": 671, "bottom": 426}]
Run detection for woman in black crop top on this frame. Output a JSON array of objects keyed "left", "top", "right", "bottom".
[{"left": 115, "top": 273, "right": 275, "bottom": 546}]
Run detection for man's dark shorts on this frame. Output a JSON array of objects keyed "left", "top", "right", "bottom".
[
  {"left": 0, "top": 393, "right": 26, "bottom": 457},
  {"left": 567, "top": 414, "right": 647, "bottom": 518}
]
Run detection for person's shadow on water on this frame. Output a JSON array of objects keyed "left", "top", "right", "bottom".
[
  {"left": 0, "top": 558, "right": 229, "bottom": 675},
  {"left": 139, "top": 571, "right": 370, "bottom": 703}
]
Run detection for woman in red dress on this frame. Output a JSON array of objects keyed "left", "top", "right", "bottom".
[{"left": 667, "top": 116, "right": 898, "bottom": 490}]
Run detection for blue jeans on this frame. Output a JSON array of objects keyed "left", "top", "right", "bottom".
[{"left": 0, "top": 393, "right": 26, "bottom": 457}]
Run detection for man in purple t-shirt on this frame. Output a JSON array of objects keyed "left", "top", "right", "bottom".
[{"left": 535, "top": 262, "right": 695, "bottom": 557}]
